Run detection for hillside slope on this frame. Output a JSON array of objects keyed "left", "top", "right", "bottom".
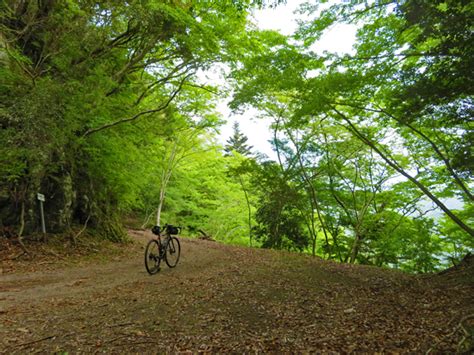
[{"left": 1, "top": 230, "right": 473, "bottom": 353}]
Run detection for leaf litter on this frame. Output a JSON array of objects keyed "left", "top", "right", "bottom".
[{"left": 0, "top": 230, "right": 473, "bottom": 353}]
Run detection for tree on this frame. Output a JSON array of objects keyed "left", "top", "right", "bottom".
[
  {"left": 295, "top": 0, "right": 474, "bottom": 233},
  {"left": 226, "top": 0, "right": 472, "bottom": 269},
  {"left": 224, "top": 122, "right": 253, "bottom": 157},
  {"left": 251, "top": 161, "right": 309, "bottom": 251},
  {"left": 230, "top": 0, "right": 473, "bottom": 240},
  {"left": 223, "top": 121, "right": 258, "bottom": 246},
  {"left": 0, "top": 0, "right": 256, "bottom": 239},
  {"left": 224, "top": 121, "right": 256, "bottom": 246}
]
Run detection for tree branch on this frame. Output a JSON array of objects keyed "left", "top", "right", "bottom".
[
  {"left": 82, "top": 75, "right": 191, "bottom": 138},
  {"left": 334, "top": 100, "right": 473, "bottom": 201},
  {"left": 331, "top": 107, "right": 474, "bottom": 238},
  {"left": 133, "top": 62, "right": 191, "bottom": 105}
]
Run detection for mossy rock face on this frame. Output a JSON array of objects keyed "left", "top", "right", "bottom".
[
  {"left": 94, "top": 219, "right": 129, "bottom": 243},
  {"left": 34, "top": 170, "right": 76, "bottom": 233},
  {"left": 46, "top": 172, "right": 75, "bottom": 233},
  {"left": 0, "top": 189, "right": 17, "bottom": 226},
  {"left": 0, "top": 166, "right": 130, "bottom": 241}
]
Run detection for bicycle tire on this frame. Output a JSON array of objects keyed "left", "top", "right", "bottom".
[
  {"left": 165, "top": 237, "right": 181, "bottom": 268},
  {"left": 144, "top": 239, "right": 161, "bottom": 274}
]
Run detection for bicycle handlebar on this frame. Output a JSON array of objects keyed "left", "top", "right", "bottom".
[{"left": 151, "top": 224, "right": 182, "bottom": 236}]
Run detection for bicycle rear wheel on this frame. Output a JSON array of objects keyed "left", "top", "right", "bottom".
[
  {"left": 144, "top": 239, "right": 161, "bottom": 274},
  {"left": 165, "top": 237, "right": 181, "bottom": 268}
]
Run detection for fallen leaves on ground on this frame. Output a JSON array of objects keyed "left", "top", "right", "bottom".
[{"left": 0, "top": 230, "right": 473, "bottom": 353}]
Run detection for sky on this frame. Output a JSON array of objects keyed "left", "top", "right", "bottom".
[
  {"left": 213, "top": 2, "right": 464, "bottom": 215},
  {"left": 217, "top": 0, "right": 357, "bottom": 159}
]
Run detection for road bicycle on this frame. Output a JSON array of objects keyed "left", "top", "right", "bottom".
[{"left": 144, "top": 224, "right": 181, "bottom": 275}]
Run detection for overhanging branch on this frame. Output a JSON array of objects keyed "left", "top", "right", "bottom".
[
  {"left": 333, "top": 100, "right": 473, "bottom": 201},
  {"left": 331, "top": 106, "right": 474, "bottom": 238},
  {"left": 82, "top": 74, "right": 191, "bottom": 138}
]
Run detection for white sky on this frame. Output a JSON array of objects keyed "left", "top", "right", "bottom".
[
  {"left": 213, "top": 2, "right": 464, "bottom": 215},
  {"left": 209, "top": 0, "right": 462, "bottom": 218},
  {"left": 217, "top": 0, "right": 357, "bottom": 159}
]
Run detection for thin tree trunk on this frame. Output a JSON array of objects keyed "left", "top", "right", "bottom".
[
  {"left": 156, "top": 194, "right": 164, "bottom": 226},
  {"left": 238, "top": 175, "right": 253, "bottom": 247},
  {"left": 141, "top": 208, "right": 154, "bottom": 229},
  {"left": 349, "top": 233, "right": 361, "bottom": 263},
  {"left": 285, "top": 127, "right": 330, "bottom": 253},
  {"left": 333, "top": 233, "right": 343, "bottom": 262},
  {"left": 155, "top": 141, "right": 178, "bottom": 226},
  {"left": 16, "top": 201, "right": 29, "bottom": 255},
  {"left": 299, "top": 208, "right": 318, "bottom": 256},
  {"left": 71, "top": 213, "right": 90, "bottom": 246},
  {"left": 310, "top": 208, "right": 317, "bottom": 257}
]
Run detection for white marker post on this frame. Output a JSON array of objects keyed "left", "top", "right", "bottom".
[{"left": 37, "top": 193, "right": 46, "bottom": 234}]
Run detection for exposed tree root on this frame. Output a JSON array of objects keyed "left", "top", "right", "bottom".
[
  {"left": 198, "top": 229, "right": 214, "bottom": 241},
  {"left": 71, "top": 213, "right": 91, "bottom": 246},
  {"left": 16, "top": 201, "right": 29, "bottom": 256},
  {"left": 438, "top": 253, "right": 473, "bottom": 275},
  {"left": 426, "top": 314, "right": 474, "bottom": 354}
]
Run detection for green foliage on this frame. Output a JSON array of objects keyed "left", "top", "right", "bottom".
[
  {"left": 228, "top": 0, "right": 473, "bottom": 271},
  {"left": 0, "top": 0, "right": 255, "bottom": 236},
  {"left": 224, "top": 122, "right": 253, "bottom": 157},
  {"left": 158, "top": 145, "right": 253, "bottom": 245},
  {"left": 1, "top": 0, "right": 471, "bottom": 275},
  {"left": 249, "top": 161, "right": 309, "bottom": 251}
]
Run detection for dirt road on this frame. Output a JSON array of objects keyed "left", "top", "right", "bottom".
[{"left": 1, "top": 230, "right": 472, "bottom": 353}]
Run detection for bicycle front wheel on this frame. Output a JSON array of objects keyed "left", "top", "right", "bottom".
[
  {"left": 144, "top": 239, "right": 161, "bottom": 275},
  {"left": 165, "top": 237, "right": 181, "bottom": 268}
]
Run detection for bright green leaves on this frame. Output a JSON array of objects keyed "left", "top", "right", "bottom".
[
  {"left": 0, "top": 0, "right": 259, "bottom": 235},
  {"left": 437, "top": 2, "right": 449, "bottom": 12},
  {"left": 1, "top": 0, "right": 471, "bottom": 272},
  {"left": 231, "top": 30, "right": 321, "bottom": 114},
  {"left": 226, "top": 0, "right": 473, "bottom": 270}
]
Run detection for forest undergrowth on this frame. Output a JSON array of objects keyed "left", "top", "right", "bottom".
[{"left": 1, "top": 230, "right": 473, "bottom": 353}]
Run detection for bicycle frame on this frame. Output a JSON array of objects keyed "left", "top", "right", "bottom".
[
  {"left": 145, "top": 224, "right": 181, "bottom": 274},
  {"left": 152, "top": 225, "right": 180, "bottom": 258}
]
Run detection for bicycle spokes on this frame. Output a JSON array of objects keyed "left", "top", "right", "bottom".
[
  {"left": 148, "top": 253, "right": 158, "bottom": 261},
  {"left": 164, "top": 237, "right": 181, "bottom": 268},
  {"left": 145, "top": 240, "right": 161, "bottom": 275},
  {"left": 146, "top": 226, "right": 181, "bottom": 273}
]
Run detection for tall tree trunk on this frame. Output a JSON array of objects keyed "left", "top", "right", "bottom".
[
  {"left": 156, "top": 186, "right": 165, "bottom": 226},
  {"left": 333, "top": 233, "right": 343, "bottom": 262},
  {"left": 349, "top": 233, "right": 361, "bottom": 263},
  {"left": 284, "top": 126, "right": 330, "bottom": 255},
  {"left": 155, "top": 140, "right": 178, "bottom": 226},
  {"left": 238, "top": 175, "right": 253, "bottom": 247},
  {"left": 16, "top": 201, "right": 29, "bottom": 255},
  {"left": 299, "top": 208, "right": 318, "bottom": 256}
]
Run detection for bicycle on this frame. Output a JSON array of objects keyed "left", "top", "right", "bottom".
[{"left": 144, "top": 224, "right": 182, "bottom": 275}]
